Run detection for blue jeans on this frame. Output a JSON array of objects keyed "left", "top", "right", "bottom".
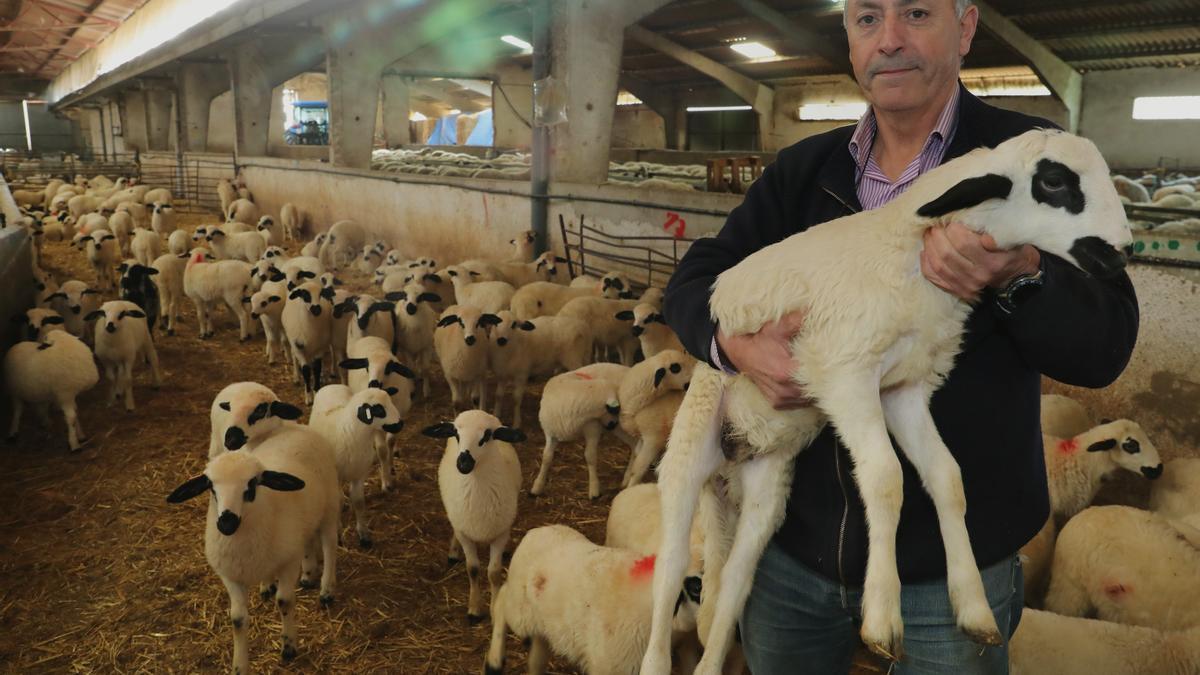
[{"left": 740, "top": 541, "right": 1023, "bottom": 674}]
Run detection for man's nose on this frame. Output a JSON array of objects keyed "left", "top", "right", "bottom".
[{"left": 878, "top": 13, "right": 906, "bottom": 53}]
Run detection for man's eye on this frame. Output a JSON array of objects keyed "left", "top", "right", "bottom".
[
  {"left": 910, "top": 9, "right": 929, "bottom": 19},
  {"left": 858, "top": 15, "right": 877, "bottom": 25}
]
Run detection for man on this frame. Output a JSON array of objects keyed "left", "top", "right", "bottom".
[{"left": 662, "top": 0, "right": 1138, "bottom": 673}]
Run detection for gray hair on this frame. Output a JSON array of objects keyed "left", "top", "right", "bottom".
[{"left": 843, "top": 0, "right": 972, "bottom": 29}]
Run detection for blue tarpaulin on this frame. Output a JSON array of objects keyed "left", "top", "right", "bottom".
[
  {"left": 426, "top": 114, "right": 459, "bottom": 145},
  {"left": 463, "top": 109, "right": 494, "bottom": 146}
]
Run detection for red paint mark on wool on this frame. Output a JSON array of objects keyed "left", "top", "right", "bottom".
[
  {"left": 191, "top": 251, "right": 206, "bottom": 265},
  {"left": 630, "top": 554, "right": 656, "bottom": 581},
  {"left": 574, "top": 371, "right": 594, "bottom": 380},
  {"left": 1057, "top": 438, "right": 1079, "bottom": 455},
  {"left": 1102, "top": 580, "right": 1130, "bottom": 599}
]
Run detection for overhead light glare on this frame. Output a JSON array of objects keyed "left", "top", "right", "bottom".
[
  {"left": 501, "top": 35, "right": 533, "bottom": 52},
  {"left": 686, "top": 105, "right": 753, "bottom": 112},
  {"left": 730, "top": 41, "right": 776, "bottom": 59}
]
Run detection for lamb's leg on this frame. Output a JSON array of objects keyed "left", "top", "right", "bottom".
[
  {"left": 529, "top": 435, "right": 558, "bottom": 497},
  {"left": 511, "top": 377, "right": 528, "bottom": 429},
  {"left": 420, "top": 354, "right": 432, "bottom": 398},
  {"left": 146, "top": 342, "right": 163, "bottom": 388},
  {"left": 299, "top": 537, "right": 319, "bottom": 589},
  {"left": 119, "top": 362, "right": 135, "bottom": 411},
  {"left": 484, "top": 585, "right": 508, "bottom": 674},
  {"left": 318, "top": 512, "right": 338, "bottom": 608},
  {"left": 61, "top": 399, "right": 85, "bottom": 452},
  {"left": 192, "top": 300, "right": 207, "bottom": 338},
  {"left": 583, "top": 423, "right": 603, "bottom": 500},
  {"left": 447, "top": 378, "right": 462, "bottom": 409},
  {"left": 220, "top": 576, "right": 251, "bottom": 675},
  {"left": 349, "top": 479, "right": 372, "bottom": 548},
  {"left": 882, "top": 383, "right": 1001, "bottom": 646},
  {"left": 487, "top": 533, "right": 508, "bottom": 610},
  {"left": 275, "top": 559, "right": 301, "bottom": 662},
  {"left": 695, "top": 450, "right": 797, "bottom": 675},
  {"left": 527, "top": 635, "right": 550, "bottom": 675},
  {"left": 6, "top": 399, "right": 23, "bottom": 443},
  {"left": 103, "top": 363, "right": 118, "bottom": 407},
  {"left": 492, "top": 379, "right": 505, "bottom": 419},
  {"left": 621, "top": 437, "right": 644, "bottom": 486},
  {"left": 313, "top": 357, "right": 324, "bottom": 392},
  {"left": 625, "top": 433, "right": 665, "bottom": 488},
  {"left": 477, "top": 378, "right": 490, "bottom": 412},
  {"left": 447, "top": 531, "right": 462, "bottom": 565},
  {"left": 300, "top": 363, "right": 313, "bottom": 405},
  {"left": 458, "top": 533, "right": 486, "bottom": 624},
  {"left": 374, "top": 432, "right": 395, "bottom": 492},
  {"left": 642, "top": 366, "right": 727, "bottom": 675}
]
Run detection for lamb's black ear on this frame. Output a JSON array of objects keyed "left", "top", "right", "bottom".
[
  {"left": 492, "top": 427, "right": 526, "bottom": 443},
  {"left": 386, "top": 361, "right": 416, "bottom": 379},
  {"left": 1100, "top": 418, "right": 1113, "bottom": 424},
  {"left": 84, "top": 309, "right": 105, "bottom": 322},
  {"left": 340, "top": 357, "right": 369, "bottom": 370},
  {"left": 478, "top": 313, "right": 502, "bottom": 327},
  {"left": 418, "top": 292, "right": 441, "bottom": 303},
  {"left": 269, "top": 401, "right": 303, "bottom": 420},
  {"left": 218, "top": 401, "right": 231, "bottom": 411},
  {"left": 422, "top": 422, "right": 458, "bottom": 438},
  {"left": 615, "top": 310, "right": 634, "bottom": 321},
  {"left": 384, "top": 291, "right": 405, "bottom": 302},
  {"left": 423, "top": 273, "right": 442, "bottom": 284},
  {"left": 654, "top": 367, "right": 667, "bottom": 388},
  {"left": 260, "top": 470, "right": 305, "bottom": 492},
  {"left": 519, "top": 321, "right": 535, "bottom": 331},
  {"left": 166, "top": 474, "right": 211, "bottom": 503},
  {"left": 121, "top": 309, "right": 146, "bottom": 319},
  {"left": 436, "top": 314, "right": 459, "bottom": 327},
  {"left": 1087, "top": 438, "right": 1118, "bottom": 452},
  {"left": 916, "top": 174, "right": 1013, "bottom": 218},
  {"left": 42, "top": 316, "right": 65, "bottom": 325}
]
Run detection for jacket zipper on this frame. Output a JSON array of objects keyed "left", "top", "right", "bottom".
[{"left": 822, "top": 186, "right": 860, "bottom": 215}]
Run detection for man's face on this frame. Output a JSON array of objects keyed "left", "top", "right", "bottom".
[{"left": 846, "top": 0, "right": 977, "bottom": 114}]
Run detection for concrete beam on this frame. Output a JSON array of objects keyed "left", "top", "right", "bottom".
[
  {"left": 177, "top": 62, "right": 229, "bottom": 152},
  {"left": 619, "top": 72, "right": 685, "bottom": 150},
  {"left": 144, "top": 88, "right": 172, "bottom": 151},
  {"left": 120, "top": 91, "right": 149, "bottom": 152},
  {"left": 975, "top": 1, "right": 1082, "bottom": 133},
  {"left": 728, "top": 0, "right": 852, "bottom": 73},
  {"left": 380, "top": 74, "right": 413, "bottom": 147},
  {"left": 229, "top": 42, "right": 274, "bottom": 158},
  {"left": 325, "top": 40, "right": 380, "bottom": 168}
]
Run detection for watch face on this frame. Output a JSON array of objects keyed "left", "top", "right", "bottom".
[{"left": 1009, "top": 278, "right": 1043, "bottom": 306}]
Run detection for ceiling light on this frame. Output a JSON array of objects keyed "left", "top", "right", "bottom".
[
  {"left": 798, "top": 101, "right": 869, "bottom": 121},
  {"left": 730, "top": 41, "right": 776, "bottom": 59},
  {"left": 501, "top": 35, "right": 533, "bottom": 52},
  {"left": 686, "top": 105, "right": 753, "bottom": 112},
  {"left": 448, "top": 109, "right": 462, "bottom": 115},
  {"left": 409, "top": 112, "right": 427, "bottom": 121}
]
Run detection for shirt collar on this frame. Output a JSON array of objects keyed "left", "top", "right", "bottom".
[{"left": 848, "top": 85, "right": 961, "bottom": 171}]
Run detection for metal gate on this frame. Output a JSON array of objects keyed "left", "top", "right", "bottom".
[
  {"left": 559, "top": 214, "right": 696, "bottom": 292},
  {"left": 138, "top": 152, "right": 233, "bottom": 214}
]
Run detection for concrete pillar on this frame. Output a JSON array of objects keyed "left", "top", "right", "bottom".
[
  {"left": 145, "top": 89, "right": 172, "bottom": 151},
  {"left": 326, "top": 41, "right": 381, "bottom": 168},
  {"left": 229, "top": 42, "right": 273, "bottom": 158},
  {"left": 178, "top": 62, "right": 229, "bottom": 152},
  {"left": 665, "top": 100, "right": 687, "bottom": 151},
  {"left": 121, "top": 91, "right": 150, "bottom": 152},
  {"left": 380, "top": 74, "right": 412, "bottom": 148}
]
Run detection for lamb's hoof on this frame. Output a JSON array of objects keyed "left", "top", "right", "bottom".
[
  {"left": 68, "top": 444, "right": 84, "bottom": 454},
  {"left": 298, "top": 577, "right": 318, "bottom": 590},
  {"left": 319, "top": 594, "right": 334, "bottom": 608},
  {"left": 447, "top": 556, "right": 461, "bottom": 568},
  {"left": 167, "top": 328, "right": 175, "bottom": 336},
  {"left": 861, "top": 606, "right": 904, "bottom": 662},
  {"left": 527, "top": 491, "right": 540, "bottom": 500},
  {"left": 962, "top": 624, "right": 1003, "bottom": 646},
  {"left": 484, "top": 660, "right": 504, "bottom": 675},
  {"left": 240, "top": 335, "right": 250, "bottom": 342},
  {"left": 260, "top": 584, "right": 277, "bottom": 602},
  {"left": 467, "top": 612, "right": 486, "bottom": 626},
  {"left": 358, "top": 536, "right": 373, "bottom": 550},
  {"left": 281, "top": 644, "right": 297, "bottom": 662}
]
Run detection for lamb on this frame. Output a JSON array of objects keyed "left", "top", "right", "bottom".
[
  {"left": 106, "top": 211, "right": 133, "bottom": 253},
  {"left": 484, "top": 524, "right": 703, "bottom": 675},
  {"left": 67, "top": 193, "right": 102, "bottom": 219},
  {"left": 319, "top": 219, "right": 368, "bottom": 269},
  {"left": 130, "top": 227, "right": 162, "bottom": 267},
  {"left": 1152, "top": 184, "right": 1196, "bottom": 202},
  {"left": 642, "top": 128, "right": 1134, "bottom": 673},
  {"left": 614, "top": 350, "right": 695, "bottom": 490},
  {"left": 358, "top": 245, "right": 384, "bottom": 274},
  {"left": 4, "top": 331, "right": 99, "bottom": 452},
  {"left": 308, "top": 384, "right": 404, "bottom": 547},
  {"left": 616, "top": 302, "right": 686, "bottom": 358},
  {"left": 83, "top": 229, "right": 119, "bottom": 291},
  {"left": 280, "top": 202, "right": 300, "bottom": 241},
  {"left": 165, "top": 425, "right": 340, "bottom": 674},
  {"left": 167, "top": 228, "right": 190, "bottom": 255},
  {"left": 341, "top": 335, "right": 417, "bottom": 487},
  {"left": 493, "top": 251, "right": 565, "bottom": 288},
  {"left": 225, "top": 197, "right": 259, "bottom": 225},
  {"left": 151, "top": 252, "right": 189, "bottom": 335},
  {"left": 1044, "top": 505, "right": 1200, "bottom": 630},
  {"left": 386, "top": 284, "right": 442, "bottom": 398},
  {"left": 86, "top": 300, "right": 163, "bottom": 411},
  {"left": 183, "top": 249, "right": 253, "bottom": 340},
  {"left": 217, "top": 178, "right": 237, "bottom": 217},
  {"left": 12, "top": 307, "right": 66, "bottom": 342},
  {"left": 1009, "top": 609, "right": 1200, "bottom": 675},
  {"left": 300, "top": 232, "right": 327, "bottom": 259},
  {"left": 281, "top": 255, "right": 323, "bottom": 290},
  {"left": 207, "top": 381, "right": 302, "bottom": 458},
  {"left": 44, "top": 280, "right": 102, "bottom": 340},
  {"left": 507, "top": 230, "right": 535, "bottom": 262},
  {"left": 1041, "top": 393, "right": 1093, "bottom": 439},
  {"left": 486, "top": 310, "right": 591, "bottom": 428},
  {"left": 1112, "top": 175, "right": 1151, "bottom": 203},
  {"left": 255, "top": 216, "right": 282, "bottom": 247},
  {"left": 249, "top": 285, "right": 290, "bottom": 366},
  {"left": 530, "top": 363, "right": 628, "bottom": 499},
  {"left": 115, "top": 200, "right": 149, "bottom": 229},
  {"left": 149, "top": 202, "right": 176, "bottom": 236},
  {"left": 569, "top": 270, "right": 635, "bottom": 298},
  {"left": 340, "top": 293, "right": 396, "bottom": 347},
  {"left": 281, "top": 281, "right": 333, "bottom": 404},
  {"left": 327, "top": 286, "right": 353, "bottom": 383},
  {"left": 433, "top": 305, "right": 493, "bottom": 410},
  {"left": 560, "top": 295, "right": 642, "bottom": 364},
  {"left": 208, "top": 226, "right": 266, "bottom": 263},
  {"left": 1153, "top": 193, "right": 1195, "bottom": 209},
  {"left": 1149, "top": 457, "right": 1200, "bottom": 522},
  {"left": 143, "top": 187, "right": 172, "bottom": 205},
  {"left": 117, "top": 262, "right": 161, "bottom": 336},
  {"left": 422, "top": 410, "right": 524, "bottom": 622},
  {"left": 442, "top": 265, "right": 515, "bottom": 313},
  {"left": 510, "top": 282, "right": 597, "bottom": 320},
  {"left": 1043, "top": 419, "right": 1163, "bottom": 520}
]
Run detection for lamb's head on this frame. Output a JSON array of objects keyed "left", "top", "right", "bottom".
[
  {"left": 384, "top": 284, "right": 441, "bottom": 316},
  {"left": 251, "top": 259, "right": 284, "bottom": 287},
  {"left": 117, "top": 263, "right": 158, "bottom": 299},
  {"left": 359, "top": 246, "right": 383, "bottom": 273},
  {"left": 213, "top": 382, "right": 302, "bottom": 451},
  {"left": 639, "top": 286, "right": 664, "bottom": 308},
  {"left": 261, "top": 246, "right": 287, "bottom": 262},
  {"left": 349, "top": 388, "right": 405, "bottom": 434},
  {"left": 510, "top": 230, "right": 536, "bottom": 258},
  {"left": 340, "top": 351, "right": 415, "bottom": 397},
  {"left": 916, "top": 129, "right": 1131, "bottom": 279},
  {"left": 615, "top": 303, "right": 665, "bottom": 338},
  {"left": 191, "top": 225, "right": 210, "bottom": 242},
  {"left": 288, "top": 282, "right": 329, "bottom": 317},
  {"left": 487, "top": 310, "right": 534, "bottom": 348},
  {"left": 152, "top": 202, "right": 172, "bottom": 216},
  {"left": 249, "top": 289, "right": 284, "bottom": 321},
  {"left": 601, "top": 271, "right": 634, "bottom": 299},
  {"left": 533, "top": 251, "right": 566, "bottom": 280},
  {"left": 342, "top": 294, "right": 395, "bottom": 332},
  {"left": 85, "top": 301, "right": 145, "bottom": 335},
  {"left": 1085, "top": 419, "right": 1163, "bottom": 480},
  {"left": 206, "top": 227, "right": 227, "bottom": 245},
  {"left": 601, "top": 396, "right": 621, "bottom": 431},
  {"left": 422, "top": 410, "right": 525, "bottom": 475},
  {"left": 437, "top": 305, "right": 492, "bottom": 347},
  {"left": 13, "top": 308, "right": 65, "bottom": 342},
  {"left": 256, "top": 216, "right": 274, "bottom": 231},
  {"left": 648, "top": 349, "right": 696, "bottom": 391},
  {"left": 384, "top": 249, "right": 403, "bottom": 267},
  {"left": 166, "top": 451, "right": 305, "bottom": 535},
  {"left": 442, "top": 265, "right": 481, "bottom": 289}
]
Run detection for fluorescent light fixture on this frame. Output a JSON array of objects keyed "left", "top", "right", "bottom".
[
  {"left": 448, "top": 109, "right": 462, "bottom": 115},
  {"left": 616, "top": 91, "right": 643, "bottom": 106},
  {"left": 410, "top": 112, "right": 428, "bottom": 122},
  {"left": 501, "top": 35, "right": 533, "bottom": 52},
  {"left": 799, "top": 101, "right": 869, "bottom": 121},
  {"left": 687, "top": 105, "right": 753, "bottom": 112},
  {"left": 1132, "top": 96, "right": 1200, "bottom": 120},
  {"left": 22, "top": 100, "right": 32, "bottom": 152},
  {"left": 730, "top": 41, "right": 776, "bottom": 59}
]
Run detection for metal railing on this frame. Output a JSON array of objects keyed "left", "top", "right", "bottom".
[
  {"left": 559, "top": 214, "right": 696, "bottom": 292},
  {"left": 0, "top": 152, "right": 140, "bottom": 189},
  {"left": 139, "top": 153, "right": 234, "bottom": 214}
]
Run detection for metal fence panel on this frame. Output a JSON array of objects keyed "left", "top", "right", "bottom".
[{"left": 559, "top": 214, "right": 696, "bottom": 292}]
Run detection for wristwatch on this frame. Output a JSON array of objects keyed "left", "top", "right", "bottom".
[{"left": 995, "top": 265, "right": 1045, "bottom": 315}]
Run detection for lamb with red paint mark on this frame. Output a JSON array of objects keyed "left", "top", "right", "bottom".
[
  {"left": 1043, "top": 420, "right": 1164, "bottom": 520},
  {"left": 531, "top": 363, "right": 627, "bottom": 499}
]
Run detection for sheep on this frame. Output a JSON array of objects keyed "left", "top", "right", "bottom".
[
  {"left": 341, "top": 335, "right": 417, "bottom": 478},
  {"left": 641, "top": 128, "right": 1135, "bottom": 673},
  {"left": 217, "top": 178, "right": 237, "bottom": 216},
  {"left": 530, "top": 363, "right": 628, "bottom": 499},
  {"left": 433, "top": 305, "right": 493, "bottom": 410},
  {"left": 1149, "top": 457, "right": 1200, "bottom": 522},
  {"left": 83, "top": 229, "right": 120, "bottom": 291},
  {"left": 166, "top": 228, "right": 190, "bottom": 255},
  {"left": 569, "top": 270, "right": 635, "bottom": 298},
  {"left": 339, "top": 293, "right": 396, "bottom": 347},
  {"left": 165, "top": 425, "right": 340, "bottom": 674},
  {"left": 115, "top": 200, "right": 149, "bottom": 229},
  {"left": 319, "top": 219, "right": 368, "bottom": 270},
  {"left": 130, "top": 227, "right": 162, "bottom": 267},
  {"left": 207, "top": 381, "right": 302, "bottom": 458},
  {"left": 280, "top": 202, "right": 300, "bottom": 242},
  {"left": 4, "top": 331, "right": 99, "bottom": 452},
  {"left": 147, "top": 201, "right": 174, "bottom": 235},
  {"left": 300, "top": 232, "right": 327, "bottom": 259},
  {"left": 249, "top": 285, "right": 290, "bottom": 366},
  {"left": 254, "top": 215, "right": 282, "bottom": 247},
  {"left": 1018, "top": 516, "right": 1056, "bottom": 608},
  {"left": 507, "top": 229, "right": 535, "bottom": 262},
  {"left": 261, "top": 245, "right": 288, "bottom": 264},
  {"left": 225, "top": 197, "right": 259, "bottom": 225},
  {"left": 1153, "top": 194, "right": 1195, "bottom": 209},
  {"left": 616, "top": 302, "right": 686, "bottom": 358},
  {"left": 150, "top": 252, "right": 188, "bottom": 335},
  {"left": 358, "top": 245, "right": 384, "bottom": 274},
  {"left": 486, "top": 310, "right": 591, "bottom": 428},
  {"left": 106, "top": 211, "right": 134, "bottom": 253},
  {"left": 1152, "top": 184, "right": 1195, "bottom": 202},
  {"left": 308, "top": 384, "right": 404, "bottom": 548},
  {"left": 557, "top": 295, "right": 641, "bottom": 364},
  {"left": 493, "top": 251, "right": 565, "bottom": 288},
  {"left": 281, "top": 255, "right": 324, "bottom": 290},
  {"left": 1044, "top": 505, "right": 1200, "bottom": 631},
  {"left": 1112, "top": 175, "right": 1151, "bottom": 204},
  {"left": 208, "top": 226, "right": 266, "bottom": 263},
  {"left": 281, "top": 281, "right": 334, "bottom": 404},
  {"left": 327, "top": 286, "right": 353, "bottom": 383},
  {"left": 613, "top": 350, "right": 695, "bottom": 490},
  {"left": 439, "top": 266, "right": 515, "bottom": 313},
  {"left": 422, "top": 410, "right": 525, "bottom": 623},
  {"left": 143, "top": 187, "right": 172, "bottom": 205},
  {"left": 386, "top": 284, "right": 442, "bottom": 399},
  {"left": 510, "top": 281, "right": 594, "bottom": 320},
  {"left": 1041, "top": 393, "right": 1093, "bottom": 439},
  {"left": 183, "top": 249, "right": 253, "bottom": 340},
  {"left": 12, "top": 307, "right": 66, "bottom": 342},
  {"left": 484, "top": 524, "right": 703, "bottom": 675},
  {"left": 45, "top": 279, "right": 103, "bottom": 340},
  {"left": 67, "top": 193, "right": 102, "bottom": 219},
  {"left": 1009, "top": 609, "right": 1200, "bottom": 675},
  {"left": 86, "top": 300, "right": 162, "bottom": 411},
  {"left": 116, "top": 262, "right": 161, "bottom": 336},
  {"left": 191, "top": 224, "right": 211, "bottom": 244},
  {"left": 1044, "top": 420, "right": 1164, "bottom": 520}
]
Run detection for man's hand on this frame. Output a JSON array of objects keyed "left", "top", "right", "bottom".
[
  {"left": 921, "top": 222, "right": 1041, "bottom": 301},
  {"left": 716, "top": 311, "right": 814, "bottom": 410}
]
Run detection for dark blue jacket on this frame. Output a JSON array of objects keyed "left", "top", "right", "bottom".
[{"left": 662, "top": 86, "right": 1139, "bottom": 584}]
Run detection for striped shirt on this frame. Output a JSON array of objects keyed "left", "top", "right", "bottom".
[{"left": 849, "top": 87, "right": 960, "bottom": 210}]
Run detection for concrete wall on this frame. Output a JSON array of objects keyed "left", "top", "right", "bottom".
[
  {"left": 0, "top": 175, "right": 34, "bottom": 352},
  {"left": 1080, "top": 66, "right": 1200, "bottom": 171},
  {"left": 0, "top": 102, "right": 78, "bottom": 153},
  {"left": 612, "top": 108, "right": 665, "bottom": 149},
  {"left": 207, "top": 91, "right": 235, "bottom": 153}
]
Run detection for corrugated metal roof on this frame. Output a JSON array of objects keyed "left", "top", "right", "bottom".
[{"left": 0, "top": 0, "right": 151, "bottom": 83}]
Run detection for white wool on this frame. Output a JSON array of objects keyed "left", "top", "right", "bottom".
[
  {"left": 342, "top": 293, "right": 396, "bottom": 347},
  {"left": 319, "top": 220, "right": 367, "bottom": 269},
  {"left": 493, "top": 252, "right": 564, "bottom": 288},
  {"left": 559, "top": 295, "right": 643, "bottom": 365},
  {"left": 82, "top": 229, "right": 119, "bottom": 291},
  {"left": 387, "top": 283, "right": 441, "bottom": 399},
  {"left": 1009, "top": 609, "right": 1200, "bottom": 675},
  {"left": 281, "top": 280, "right": 334, "bottom": 404},
  {"left": 4, "top": 331, "right": 99, "bottom": 452},
  {"left": 150, "top": 202, "right": 176, "bottom": 236},
  {"left": 206, "top": 381, "right": 297, "bottom": 458},
  {"left": 46, "top": 279, "right": 102, "bottom": 340},
  {"left": 255, "top": 215, "right": 282, "bottom": 246},
  {"left": 150, "top": 252, "right": 188, "bottom": 335},
  {"left": 184, "top": 249, "right": 253, "bottom": 340},
  {"left": 510, "top": 281, "right": 599, "bottom": 320},
  {"left": 15, "top": 307, "right": 66, "bottom": 341},
  {"left": 216, "top": 178, "right": 236, "bottom": 217},
  {"left": 507, "top": 230, "right": 535, "bottom": 263},
  {"left": 90, "top": 300, "right": 163, "bottom": 411},
  {"left": 249, "top": 284, "right": 290, "bottom": 366},
  {"left": 130, "top": 228, "right": 162, "bottom": 267},
  {"left": 225, "top": 198, "right": 259, "bottom": 225},
  {"left": 442, "top": 265, "right": 515, "bottom": 313},
  {"left": 208, "top": 227, "right": 266, "bottom": 263},
  {"left": 279, "top": 203, "right": 300, "bottom": 241},
  {"left": 486, "top": 310, "right": 591, "bottom": 428},
  {"left": 618, "top": 302, "right": 685, "bottom": 358},
  {"left": 1149, "top": 458, "right": 1200, "bottom": 522},
  {"left": 616, "top": 350, "right": 694, "bottom": 489},
  {"left": 167, "top": 228, "right": 190, "bottom": 255},
  {"left": 1043, "top": 420, "right": 1164, "bottom": 520},
  {"left": 433, "top": 305, "right": 492, "bottom": 410},
  {"left": 143, "top": 188, "right": 172, "bottom": 206},
  {"left": 1041, "top": 393, "right": 1093, "bottom": 439}
]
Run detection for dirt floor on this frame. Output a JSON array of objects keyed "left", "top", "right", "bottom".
[{"left": 0, "top": 211, "right": 886, "bottom": 674}]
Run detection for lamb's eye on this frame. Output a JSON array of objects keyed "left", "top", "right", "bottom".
[{"left": 1039, "top": 175, "right": 1066, "bottom": 192}]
